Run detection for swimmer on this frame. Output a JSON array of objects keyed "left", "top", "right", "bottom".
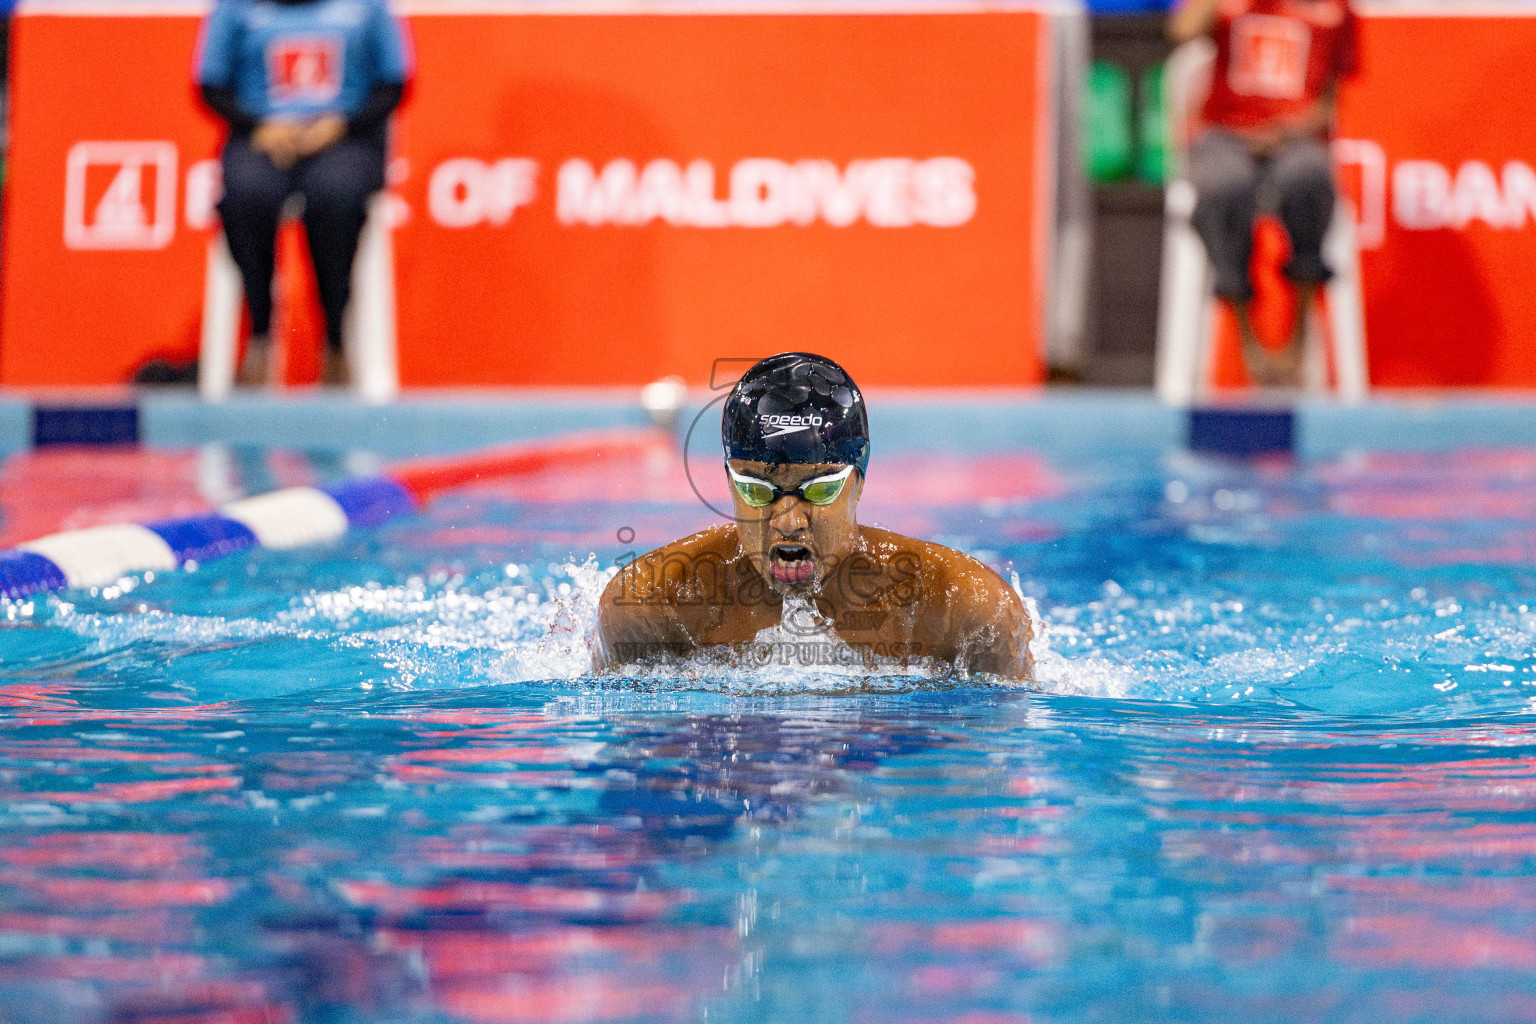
[{"left": 594, "top": 352, "right": 1034, "bottom": 681}]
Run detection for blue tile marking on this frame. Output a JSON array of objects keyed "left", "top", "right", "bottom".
[
  {"left": 0, "top": 550, "right": 68, "bottom": 600},
  {"left": 32, "top": 406, "right": 140, "bottom": 447},
  {"left": 146, "top": 514, "right": 258, "bottom": 565},
  {"left": 0, "top": 399, "right": 32, "bottom": 458},
  {"left": 1188, "top": 408, "right": 1295, "bottom": 458},
  {"left": 322, "top": 477, "right": 417, "bottom": 529}
]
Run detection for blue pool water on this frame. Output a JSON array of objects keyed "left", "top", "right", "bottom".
[{"left": 1, "top": 398, "right": 1535, "bottom": 1023}]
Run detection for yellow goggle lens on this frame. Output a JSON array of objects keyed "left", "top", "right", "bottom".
[
  {"left": 799, "top": 477, "right": 847, "bottom": 505},
  {"left": 733, "top": 479, "right": 777, "bottom": 507}
]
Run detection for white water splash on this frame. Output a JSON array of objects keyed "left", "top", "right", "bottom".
[
  {"left": 17, "top": 560, "right": 1123, "bottom": 698},
  {"left": 1011, "top": 577, "right": 1136, "bottom": 700},
  {"left": 25, "top": 556, "right": 1533, "bottom": 711},
  {"left": 290, "top": 559, "right": 1009, "bottom": 696},
  {"left": 282, "top": 557, "right": 616, "bottom": 688}
]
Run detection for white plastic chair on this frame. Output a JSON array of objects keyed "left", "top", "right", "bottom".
[
  {"left": 1154, "top": 38, "right": 1368, "bottom": 407},
  {"left": 199, "top": 192, "right": 398, "bottom": 403}
]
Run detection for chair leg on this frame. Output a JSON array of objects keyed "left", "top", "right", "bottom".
[
  {"left": 1195, "top": 267, "right": 1217, "bottom": 392},
  {"left": 1156, "top": 179, "right": 1212, "bottom": 407},
  {"left": 198, "top": 232, "right": 243, "bottom": 402},
  {"left": 1300, "top": 294, "right": 1329, "bottom": 393},
  {"left": 1325, "top": 198, "right": 1369, "bottom": 402},
  {"left": 345, "top": 194, "right": 399, "bottom": 404}
]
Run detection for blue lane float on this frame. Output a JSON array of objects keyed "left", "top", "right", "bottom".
[
  {"left": 0, "top": 478, "right": 419, "bottom": 600},
  {"left": 0, "top": 429, "right": 663, "bottom": 601},
  {"left": 0, "top": 550, "right": 69, "bottom": 598}
]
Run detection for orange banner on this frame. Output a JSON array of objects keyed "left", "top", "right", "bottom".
[
  {"left": 0, "top": 5, "right": 1052, "bottom": 388},
  {"left": 3, "top": 12, "right": 220, "bottom": 386},
  {"left": 1333, "top": 11, "right": 1536, "bottom": 388}
]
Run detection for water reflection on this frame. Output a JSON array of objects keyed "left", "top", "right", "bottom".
[
  {"left": 0, "top": 690, "right": 1533, "bottom": 1021},
  {"left": 0, "top": 702, "right": 958, "bottom": 1023},
  {"left": 1135, "top": 722, "right": 1536, "bottom": 987},
  {"left": 7, "top": 439, "right": 1536, "bottom": 1021}
]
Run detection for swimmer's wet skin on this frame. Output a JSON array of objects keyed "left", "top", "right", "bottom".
[{"left": 594, "top": 352, "right": 1034, "bottom": 681}]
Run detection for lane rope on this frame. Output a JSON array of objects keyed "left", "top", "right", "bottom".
[{"left": 0, "top": 429, "right": 664, "bottom": 600}]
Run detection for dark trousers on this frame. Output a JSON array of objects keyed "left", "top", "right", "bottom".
[
  {"left": 1188, "top": 128, "right": 1336, "bottom": 302},
  {"left": 219, "top": 134, "right": 386, "bottom": 351}
]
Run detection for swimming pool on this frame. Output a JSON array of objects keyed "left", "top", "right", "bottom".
[{"left": 0, "top": 393, "right": 1534, "bottom": 1023}]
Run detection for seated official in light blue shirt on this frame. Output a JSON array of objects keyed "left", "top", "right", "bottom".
[{"left": 196, "top": 0, "right": 412, "bottom": 388}]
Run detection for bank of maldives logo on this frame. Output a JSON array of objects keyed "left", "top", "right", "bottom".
[
  {"left": 267, "top": 36, "right": 343, "bottom": 104},
  {"left": 64, "top": 141, "right": 178, "bottom": 250}
]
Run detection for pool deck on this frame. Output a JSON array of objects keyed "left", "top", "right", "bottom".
[{"left": 1, "top": 387, "right": 1535, "bottom": 461}]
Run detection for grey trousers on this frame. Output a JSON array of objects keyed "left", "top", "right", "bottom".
[{"left": 1187, "top": 129, "right": 1336, "bottom": 301}]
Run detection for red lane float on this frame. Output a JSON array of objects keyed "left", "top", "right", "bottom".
[{"left": 387, "top": 429, "right": 671, "bottom": 504}]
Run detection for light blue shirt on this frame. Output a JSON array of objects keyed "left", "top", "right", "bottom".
[{"left": 196, "top": 0, "right": 412, "bottom": 121}]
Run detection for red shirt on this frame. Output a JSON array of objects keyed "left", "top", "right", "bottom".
[{"left": 1201, "top": 0, "right": 1360, "bottom": 132}]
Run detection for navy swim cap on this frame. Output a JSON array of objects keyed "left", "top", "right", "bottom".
[{"left": 722, "top": 353, "right": 870, "bottom": 473}]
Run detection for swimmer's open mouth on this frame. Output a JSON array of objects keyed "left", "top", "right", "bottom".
[{"left": 769, "top": 544, "right": 815, "bottom": 587}]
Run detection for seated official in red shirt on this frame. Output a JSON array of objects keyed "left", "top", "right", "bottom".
[{"left": 1169, "top": 0, "right": 1359, "bottom": 386}]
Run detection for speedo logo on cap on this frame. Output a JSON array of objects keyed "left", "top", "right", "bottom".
[{"left": 760, "top": 413, "right": 823, "bottom": 439}]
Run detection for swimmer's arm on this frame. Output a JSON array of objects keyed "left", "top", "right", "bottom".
[
  {"left": 959, "top": 582, "right": 1036, "bottom": 681},
  {"left": 591, "top": 565, "right": 694, "bottom": 674}
]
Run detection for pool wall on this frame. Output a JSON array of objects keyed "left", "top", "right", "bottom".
[{"left": 1, "top": 390, "right": 1535, "bottom": 461}]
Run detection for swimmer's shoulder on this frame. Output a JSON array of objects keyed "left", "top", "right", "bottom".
[
  {"left": 601, "top": 524, "right": 743, "bottom": 606},
  {"left": 857, "top": 526, "right": 1027, "bottom": 623},
  {"left": 594, "top": 525, "right": 745, "bottom": 670},
  {"left": 863, "top": 527, "right": 1033, "bottom": 679}
]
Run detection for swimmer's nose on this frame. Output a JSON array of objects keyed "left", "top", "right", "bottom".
[{"left": 769, "top": 496, "right": 809, "bottom": 533}]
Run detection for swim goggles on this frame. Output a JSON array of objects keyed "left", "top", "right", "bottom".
[{"left": 725, "top": 464, "right": 856, "bottom": 508}]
